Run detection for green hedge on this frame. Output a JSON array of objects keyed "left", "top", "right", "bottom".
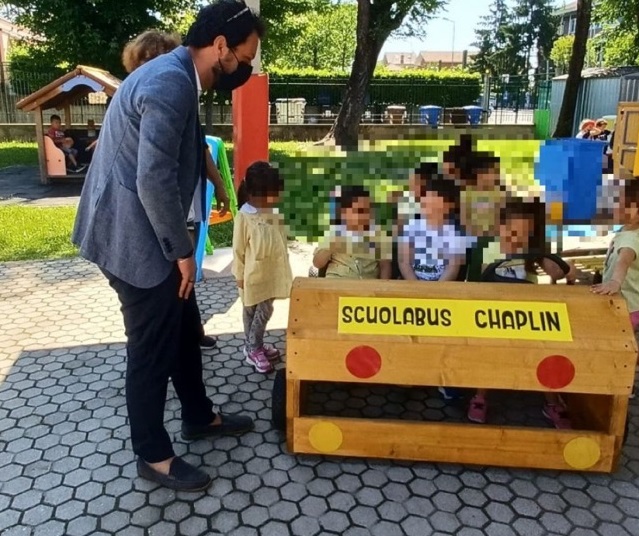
[
  {"left": 214, "top": 68, "right": 481, "bottom": 108},
  {"left": 276, "top": 140, "right": 540, "bottom": 242}
]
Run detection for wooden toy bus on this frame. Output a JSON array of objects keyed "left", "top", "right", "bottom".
[{"left": 280, "top": 278, "right": 637, "bottom": 473}]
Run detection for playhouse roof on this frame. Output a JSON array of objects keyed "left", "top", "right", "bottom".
[{"left": 16, "top": 65, "right": 121, "bottom": 113}]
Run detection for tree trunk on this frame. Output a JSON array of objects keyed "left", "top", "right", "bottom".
[
  {"left": 552, "top": 0, "right": 592, "bottom": 138},
  {"left": 324, "top": 0, "right": 385, "bottom": 149}
]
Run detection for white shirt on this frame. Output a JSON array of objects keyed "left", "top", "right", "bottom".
[
  {"left": 193, "top": 61, "right": 202, "bottom": 98},
  {"left": 240, "top": 203, "right": 258, "bottom": 214},
  {"left": 188, "top": 62, "right": 203, "bottom": 224},
  {"left": 401, "top": 218, "right": 475, "bottom": 281}
]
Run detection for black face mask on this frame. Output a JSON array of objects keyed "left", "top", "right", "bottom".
[{"left": 215, "top": 50, "right": 253, "bottom": 91}]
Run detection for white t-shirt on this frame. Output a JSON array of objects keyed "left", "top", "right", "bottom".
[{"left": 401, "top": 217, "right": 475, "bottom": 281}]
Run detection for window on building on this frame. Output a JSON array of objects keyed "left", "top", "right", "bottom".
[{"left": 568, "top": 15, "right": 577, "bottom": 35}]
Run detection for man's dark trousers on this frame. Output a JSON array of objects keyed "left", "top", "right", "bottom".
[{"left": 102, "top": 266, "right": 215, "bottom": 463}]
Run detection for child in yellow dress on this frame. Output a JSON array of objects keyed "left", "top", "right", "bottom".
[{"left": 232, "top": 162, "right": 292, "bottom": 374}]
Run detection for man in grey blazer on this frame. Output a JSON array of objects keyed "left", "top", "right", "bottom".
[{"left": 73, "top": 0, "right": 263, "bottom": 492}]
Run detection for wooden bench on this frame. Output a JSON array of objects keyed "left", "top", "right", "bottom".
[{"left": 285, "top": 278, "right": 637, "bottom": 473}]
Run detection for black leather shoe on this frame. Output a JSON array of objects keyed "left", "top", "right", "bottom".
[
  {"left": 181, "top": 414, "right": 254, "bottom": 441},
  {"left": 136, "top": 457, "right": 212, "bottom": 492},
  {"left": 200, "top": 335, "right": 218, "bottom": 349}
]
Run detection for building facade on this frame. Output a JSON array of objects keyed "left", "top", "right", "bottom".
[
  {"left": 555, "top": 1, "right": 602, "bottom": 39},
  {"left": 380, "top": 50, "right": 474, "bottom": 71}
]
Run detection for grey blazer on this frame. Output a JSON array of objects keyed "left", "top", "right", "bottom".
[{"left": 72, "top": 46, "right": 204, "bottom": 289}]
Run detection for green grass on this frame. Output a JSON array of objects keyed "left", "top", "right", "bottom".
[
  {"left": 0, "top": 206, "right": 78, "bottom": 262},
  {"left": 0, "top": 139, "right": 542, "bottom": 262},
  {"left": 209, "top": 220, "right": 233, "bottom": 249},
  {"left": 0, "top": 141, "right": 38, "bottom": 168},
  {"left": 0, "top": 204, "right": 236, "bottom": 262}
]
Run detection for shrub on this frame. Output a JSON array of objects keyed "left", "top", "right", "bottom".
[{"left": 214, "top": 68, "right": 481, "bottom": 108}]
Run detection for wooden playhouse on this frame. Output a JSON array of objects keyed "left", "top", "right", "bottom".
[{"left": 16, "top": 65, "right": 121, "bottom": 183}]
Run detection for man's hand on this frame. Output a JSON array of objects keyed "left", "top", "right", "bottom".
[
  {"left": 177, "top": 256, "right": 196, "bottom": 299},
  {"left": 216, "top": 188, "right": 231, "bottom": 217}
]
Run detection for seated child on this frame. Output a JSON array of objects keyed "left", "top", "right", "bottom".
[
  {"left": 459, "top": 153, "right": 576, "bottom": 285},
  {"left": 398, "top": 163, "right": 474, "bottom": 282},
  {"left": 313, "top": 185, "right": 392, "bottom": 279},
  {"left": 592, "top": 179, "right": 639, "bottom": 346},
  {"left": 47, "top": 114, "right": 85, "bottom": 172},
  {"left": 467, "top": 198, "right": 573, "bottom": 429},
  {"left": 460, "top": 153, "right": 507, "bottom": 239}
]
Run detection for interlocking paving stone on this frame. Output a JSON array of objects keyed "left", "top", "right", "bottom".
[{"left": 1, "top": 258, "right": 639, "bottom": 535}]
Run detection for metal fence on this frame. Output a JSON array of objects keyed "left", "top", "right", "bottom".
[{"left": 0, "top": 63, "right": 552, "bottom": 126}]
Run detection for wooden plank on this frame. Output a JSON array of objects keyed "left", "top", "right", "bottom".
[
  {"left": 614, "top": 102, "right": 639, "bottom": 179},
  {"left": 288, "top": 326, "right": 633, "bottom": 352},
  {"left": 287, "top": 339, "right": 636, "bottom": 395},
  {"left": 610, "top": 395, "right": 629, "bottom": 469},
  {"left": 64, "top": 103, "right": 72, "bottom": 130},
  {"left": 285, "top": 378, "right": 302, "bottom": 451},
  {"left": 33, "top": 109, "right": 48, "bottom": 185},
  {"left": 289, "top": 280, "right": 635, "bottom": 350},
  {"left": 291, "top": 417, "right": 616, "bottom": 472}
]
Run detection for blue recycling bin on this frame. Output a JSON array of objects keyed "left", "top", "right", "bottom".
[
  {"left": 464, "top": 105, "right": 483, "bottom": 125},
  {"left": 419, "top": 105, "right": 442, "bottom": 126},
  {"left": 535, "top": 138, "right": 607, "bottom": 223}
]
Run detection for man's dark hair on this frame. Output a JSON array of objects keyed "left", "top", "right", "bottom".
[
  {"left": 51, "top": 114, "right": 61, "bottom": 122},
  {"left": 185, "top": 0, "right": 266, "bottom": 49}
]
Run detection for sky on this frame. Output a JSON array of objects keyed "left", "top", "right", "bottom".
[{"left": 380, "top": 0, "right": 566, "bottom": 58}]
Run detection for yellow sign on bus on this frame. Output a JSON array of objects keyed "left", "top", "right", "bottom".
[{"left": 338, "top": 297, "right": 573, "bottom": 342}]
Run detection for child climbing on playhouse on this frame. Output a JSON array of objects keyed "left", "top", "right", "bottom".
[
  {"left": 467, "top": 198, "right": 574, "bottom": 428},
  {"left": 232, "top": 162, "right": 292, "bottom": 374}
]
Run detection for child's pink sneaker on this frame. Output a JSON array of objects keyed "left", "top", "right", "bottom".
[
  {"left": 262, "top": 345, "right": 280, "bottom": 362},
  {"left": 542, "top": 403, "right": 572, "bottom": 429},
  {"left": 468, "top": 395, "right": 487, "bottom": 424},
  {"left": 245, "top": 348, "right": 273, "bottom": 374}
]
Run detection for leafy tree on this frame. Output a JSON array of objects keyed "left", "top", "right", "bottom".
[
  {"left": 1, "top": 0, "right": 198, "bottom": 77},
  {"left": 260, "top": 0, "right": 318, "bottom": 68},
  {"left": 591, "top": 0, "right": 639, "bottom": 67},
  {"left": 553, "top": 0, "right": 592, "bottom": 138},
  {"left": 512, "top": 0, "right": 558, "bottom": 75},
  {"left": 327, "top": 0, "right": 446, "bottom": 148},
  {"left": 471, "top": 0, "right": 524, "bottom": 78},
  {"left": 595, "top": 0, "right": 639, "bottom": 53},
  {"left": 600, "top": 30, "right": 639, "bottom": 66},
  {"left": 550, "top": 35, "right": 600, "bottom": 74},
  {"left": 272, "top": 1, "right": 357, "bottom": 71}
]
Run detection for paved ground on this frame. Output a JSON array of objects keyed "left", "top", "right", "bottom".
[
  {"left": 1, "top": 256, "right": 639, "bottom": 536},
  {"left": 0, "top": 166, "right": 82, "bottom": 206}
]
